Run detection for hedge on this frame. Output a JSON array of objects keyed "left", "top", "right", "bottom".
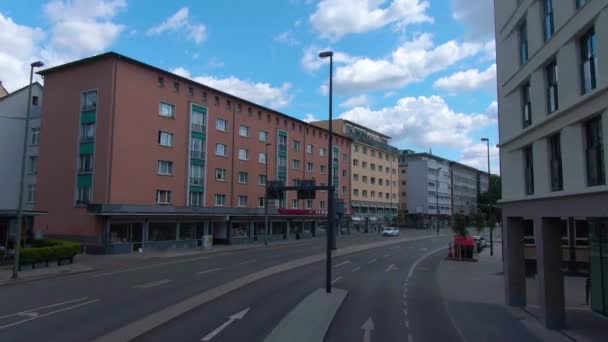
[{"left": 20, "top": 239, "right": 81, "bottom": 266}]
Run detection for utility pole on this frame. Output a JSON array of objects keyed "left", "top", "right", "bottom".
[
  {"left": 435, "top": 167, "right": 441, "bottom": 236},
  {"left": 481, "top": 138, "right": 493, "bottom": 256},
  {"left": 264, "top": 142, "right": 271, "bottom": 245}
]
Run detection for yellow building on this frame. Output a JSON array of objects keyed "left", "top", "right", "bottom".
[{"left": 312, "top": 119, "right": 398, "bottom": 232}]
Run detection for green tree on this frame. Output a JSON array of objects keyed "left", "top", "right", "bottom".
[
  {"left": 478, "top": 174, "right": 502, "bottom": 224},
  {"left": 452, "top": 212, "right": 467, "bottom": 237},
  {"left": 473, "top": 210, "right": 486, "bottom": 233}
]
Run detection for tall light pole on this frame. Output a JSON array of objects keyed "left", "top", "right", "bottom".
[
  {"left": 319, "top": 50, "right": 334, "bottom": 293},
  {"left": 481, "top": 137, "right": 493, "bottom": 256},
  {"left": 13, "top": 61, "right": 44, "bottom": 279},
  {"left": 264, "top": 142, "right": 271, "bottom": 246},
  {"left": 435, "top": 167, "right": 441, "bottom": 236}
]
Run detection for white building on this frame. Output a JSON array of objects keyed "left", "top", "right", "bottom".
[
  {"left": 0, "top": 82, "right": 44, "bottom": 248},
  {"left": 496, "top": 0, "right": 608, "bottom": 326}
]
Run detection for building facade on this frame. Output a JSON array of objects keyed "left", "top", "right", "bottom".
[
  {"left": 312, "top": 119, "right": 398, "bottom": 232},
  {"left": 451, "top": 162, "right": 483, "bottom": 216},
  {"left": 0, "top": 83, "right": 44, "bottom": 249},
  {"left": 0, "top": 81, "right": 8, "bottom": 99},
  {"left": 496, "top": 0, "right": 608, "bottom": 324},
  {"left": 35, "top": 52, "right": 351, "bottom": 253},
  {"left": 398, "top": 151, "right": 452, "bottom": 228}
]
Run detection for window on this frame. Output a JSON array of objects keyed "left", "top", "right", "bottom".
[
  {"left": 293, "top": 159, "right": 301, "bottom": 169},
  {"left": 259, "top": 152, "right": 267, "bottom": 164},
  {"left": 239, "top": 125, "right": 250, "bottom": 137},
  {"left": 522, "top": 83, "right": 532, "bottom": 128},
  {"left": 156, "top": 190, "right": 172, "bottom": 204},
  {"left": 238, "top": 195, "right": 248, "bottom": 207},
  {"left": 320, "top": 148, "right": 326, "bottom": 157},
  {"left": 524, "top": 146, "right": 534, "bottom": 195},
  {"left": 157, "top": 77, "right": 164, "bottom": 88},
  {"left": 190, "top": 192, "right": 203, "bottom": 206},
  {"left": 82, "top": 90, "right": 97, "bottom": 111},
  {"left": 292, "top": 199, "right": 299, "bottom": 209},
  {"left": 226, "top": 100, "right": 231, "bottom": 109},
  {"left": 159, "top": 102, "right": 175, "bottom": 118},
  {"left": 306, "top": 144, "right": 313, "bottom": 154},
  {"left": 306, "top": 199, "right": 313, "bottom": 209},
  {"left": 362, "top": 190, "right": 368, "bottom": 197},
  {"left": 78, "top": 154, "right": 94, "bottom": 173},
  {"left": 190, "top": 137, "right": 204, "bottom": 159},
  {"left": 202, "top": 92, "right": 207, "bottom": 103},
  {"left": 585, "top": 116, "right": 605, "bottom": 186},
  {"left": 354, "top": 145, "right": 359, "bottom": 153},
  {"left": 320, "top": 201, "right": 326, "bottom": 209},
  {"left": 293, "top": 140, "right": 301, "bottom": 150},
  {"left": 378, "top": 192, "right": 383, "bottom": 198},
  {"left": 258, "top": 174, "right": 267, "bottom": 185},
  {"left": 216, "top": 143, "right": 227, "bottom": 157},
  {"left": 173, "top": 82, "right": 179, "bottom": 93},
  {"left": 27, "top": 184, "right": 36, "bottom": 203},
  {"left": 353, "top": 159, "right": 359, "bottom": 167},
  {"left": 519, "top": 21, "right": 528, "bottom": 65},
  {"left": 353, "top": 174, "right": 359, "bottom": 182},
  {"left": 214, "top": 96, "right": 220, "bottom": 106},
  {"left": 580, "top": 28, "right": 597, "bottom": 95},
  {"left": 239, "top": 148, "right": 249, "bottom": 160},
  {"left": 575, "top": 221, "right": 589, "bottom": 247},
  {"left": 77, "top": 186, "right": 91, "bottom": 204},
  {"left": 342, "top": 186, "right": 347, "bottom": 194},
  {"left": 342, "top": 153, "right": 347, "bottom": 162},
  {"left": 343, "top": 170, "right": 347, "bottom": 177},
  {"left": 546, "top": 61, "right": 559, "bottom": 113},
  {"left": 307, "top": 162, "right": 313, "bottom": 172},
  {"left": 385, "top": 166, "right": 390, "bottom": 173},
  {"left": 548, "top": 134, "right": 563, "bottom": 191},
  {"left": 190, "top": 164, "right": 203, "bottom": 185},
  {"left": 30, "top": 128, "right": 40, "bottom": 145},
  {"left": 378, "top": 178, "right": 383, "bottom": 186},
  {"left": 259, "top": 130, "right": 269, "bottom": 142},
  {"left": 378, "top": 152, "right": 383, "bottom": 159},
  {"left": 370, "top": 163, "right": 376, "bottom": 171},
  {"left": 216, "top": 119, "right": 228, "bottom": 132},
  {"left": 362, "top": 161, "right": 367, "bottom": 169},
  {"left": 215, "top": 194, "right": 226, "bottom": 207},
  {"left": 258, "top": 197, "right": 265, "bottom": 208},
  {"left": 362, "top": 176, "right": 368, "bottom": 183},
  {"left": 238, "top": 103, "right": 242, "bottom": 112},
  {"left": 28, "top": 156, "right": 37, "bottom": 174},
  {"left": 543, "top": 0, "right": 554, "bottom": 41},
  {"left": 371, "top": 177, "right": 376, "bottom": 185},
  {"left": 80, "top": 123, "right": 95, "bottom": 141},
  {"left": 158, "top": 131, "right": 174, "bottom": 147},
  {"left": 353, "top": 189, "right": 359, "bottom": 196},
  {"left": 191, "top": 112, "right": 205, "bottom": 132},
  {"left": 371, "top": 150, "right": 376, "bottom": 157},
  {"left": 362, "top": 147, "right": 367, "bottom": 155},
  {"left": 216, "top": 168, "right": 227, "bottom": 181},
  {"left": 370, "top": 191, "right": 375, "bottom": 198},
  {"left": 320, "top": 165, "right": 327, "bottom": 174},
  {"left": 238, "top": 171, "right": 248, "bottom": 184}
]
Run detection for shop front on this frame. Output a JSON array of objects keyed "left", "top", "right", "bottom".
[{"left": 590, "top": 219, "right": 608, "bottom": 316}]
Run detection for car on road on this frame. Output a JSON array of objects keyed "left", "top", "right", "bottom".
[{"left": 381, "top": 227, "right": 400, "bottom": 237}]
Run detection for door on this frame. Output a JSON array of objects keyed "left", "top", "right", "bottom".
[{"left": 132, "top": 223, "right": 143, "bottom": 252}]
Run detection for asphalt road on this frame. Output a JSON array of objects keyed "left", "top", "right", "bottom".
[
  {"left": 138, "top": 236, "right": 453, "bottom": 342},
  {"left": 0, "top": 231, "right": 445, "bottom": 341}
]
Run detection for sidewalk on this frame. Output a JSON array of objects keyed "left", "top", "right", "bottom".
[
  {"left": 0, "top": 228, "right": 439, "bottom": 286},
  {"left": 437, "top": 242, "right": 608, "bottom": 341}
]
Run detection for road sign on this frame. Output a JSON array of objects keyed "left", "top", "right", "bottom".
[
  {"left": 297, "top": 179, "right": 316, "bottom": 199},
  {"left": 267, "top": 181, "right": 285, "bottom": 200}
]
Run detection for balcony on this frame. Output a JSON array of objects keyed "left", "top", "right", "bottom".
[
  {"left": 343, "top": 130, "right": 398, "bottom": 154},
  {"left": 190, "top": 177, "right": 204, "bottom": 186},
  {"left": 190, "top": 150, "right": 204, "bottom": 160},
  {"left": 191, "top": 123, "right": 205, "bottom": 132},
  {"left": 278, "top": 144, "right": 287, "bottom": 152}
]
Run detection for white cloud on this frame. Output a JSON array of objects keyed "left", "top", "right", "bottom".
[
  {"left": 300, "top": 45, "right": 356, "bottom": 73},
  {"left": 339, "top": 95, "right": 496, "bottom": 148},
  {"left": 459, "top": 142, "right": 499, "bottom": 171},
  {"left": 207, "top": 57, "right": 224, "bottom": 68},
  {"left": 147, "top": 7, "right": 207, "bottom": 44},
  {"left": 303, "top": 113, "right": 319, "bottom": 123},
  {"left": 451, "top": 0, "right": 495, "bottom": 40},
  {"left": 310, "top": 0, "right": 433, "bottom": 40},
  {"left": 384, "top": 91, "right": 397, "bottom": 98},
  {"left": 339, "top": 94, "right": 372, "bottom": 109},
  {"left": 274, "top": 30, "right": 300, "bottom": 46},
  {"left": 329, "top": 34, "right": 484, "bottom": 93},
  {"left": 171, "top": 67, "right": 294, "bottom": 109},
  {"left": 433, "top": 64, "right": 496, "bottom": 93},
  {"left": 485, "top": 101, "right": 497, "bottom": 118}
]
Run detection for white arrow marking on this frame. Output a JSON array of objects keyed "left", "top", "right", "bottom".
[
  {"left": 367, "top": 259, "right": 377, "bottom": 264},
  {"left": 334, "top": 261, "right": 351, "bottom": 268},
  {"left": 196, "top": 268, "right": 222, "bottom": 275},
  {"left": 385, "top": 264, "right": 397, "bottom": 272},
  {"left": 201, "top": 308, "right": 250, "bottom": 341},
  {"left": 361, "top": 317, "right": 375, "bottom": 342}
]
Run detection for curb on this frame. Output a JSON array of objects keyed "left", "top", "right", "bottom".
[{"left": 0, "top": 266, "right": 96, "bottom": 288}]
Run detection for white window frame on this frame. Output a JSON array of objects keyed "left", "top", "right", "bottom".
[
  {"left": 31, "top": 128, "right": 40, "bottom": 146},
  {"left": 259, "top": 130, "right": 269, "bottom": 142},
  {"left": 307, "top": 162, "right": 313, "bottom": 172},
  {"left": 159, "top": 102, "right": 175, "bottom": 118},
  {"left": 306, "top": 199, "right": 313, "bottom": 209},
  {"left": 320, "top": 165, "right": 327, "bottom": 174},
  {"left": 216, "top": 168, "right": 227, "bottom": 181},
  {"left": 306, "top": 144, "right": 313, "bottom": 154},
  {"left": 78, "top": 154, "right": 94, "bottom": 173},
  {"left": 258, "top": 174, "right": 267, "bottom": 186},
  {"left": 258, "top": 152, "right": 267, "bottom": 164},
  {"left": 28, "top": 156, "right": 37, "bottom": 174},
  {"left": 293, "top": 159, "right": 301, "bottom": 169},
  {"left": 239, "top": 171, "right": 248, "bottom": 184},
  {"left": 159, "top": 131, "right": 174, "bottom": 147},
  {"left": 258, "top": 197, "right": 265, "bottom": 208},
  {"left": 216, "top": 143, "right": 227, "bottom": 157},
  {"left": 156, "top": 190, "right": 172, "bottom": 204},
  {"left": 27, "top": 184, "right": 36, "bottom": 203},
  {"left": 239, "top": 148, "right": 249, "bottom": 161},
  {"left": 320, "top": 148, "right": 326, "bottom": 157},
  {"left": 157, "top": 160, "right": 173, "bottom": 176},
  {"left": 239, "top": 125, "right": 250, "bottom": 137},
  {"left": 216, "top": 118, "right": 228, "bottom": 132},
  {"left": 238, "top": 195, "right": 248, "bottom": 207},
  {"left": 215, "top": 194, "right": 226, "bottom": 207},
  {"left": 189, "top": 192, "right": 203, "bottom": 206},
  {"left": 80, "top": 123, "right": 95, "bottom": 141},
  {"left": 293, "top": 140, "right": 301, "bottom": 150},
  {"left": 292, "top": 199, "right": 299, "bottom": 209}
]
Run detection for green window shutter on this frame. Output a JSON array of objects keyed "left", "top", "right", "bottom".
[
  {"left": 279, "top": 131, "right": 288, "bottom": 137},
  {"left": 189, "top": 186, "right": 204, "bottom": 193},
  {"left": 192, "top": 131, "right": 205, "bottom": 140},
  {"left": 81, "top": 110, "right": 96, "bottom": 124},
  {"left": 191, "top": 104, "right": 208, "bottom": 114},
  {"left": 191, "top": 159, "right": 204, "bottom": 166},
  {"left": 278, "top": 151, "right": 287, "bottom": 158},
  {"left": 77, "top": 174, "right": 93, "bottom": 187},
  {"left": 79, "top": 142, "right": 95, "bottom": 155}
]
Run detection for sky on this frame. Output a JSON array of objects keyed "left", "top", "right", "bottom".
[{"left": 0, "top": 0, "right": 498, "bottom": 172}]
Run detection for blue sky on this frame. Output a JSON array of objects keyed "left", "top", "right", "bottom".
[{"left": 0, "top": 0, "right": 498, "bottom": 171}]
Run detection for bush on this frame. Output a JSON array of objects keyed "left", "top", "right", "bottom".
[{"left": 20, "top": 239, "right": 80, "bottom": 266}]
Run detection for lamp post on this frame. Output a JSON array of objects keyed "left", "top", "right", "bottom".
[
  {"left": 13, "top": 61, "right": 44, "bottom": 279},
  {"left": 319, "top": 50, "right": 334, "bottom": 293},
  {"left": 435, "top": 167, "right": 441, "bottom": 236},
  {"left": 264, "top": 142, "right": 271, "bottom": 246},
  {"left": 481, "top": 137, "right": 493, "bottom": 256}
]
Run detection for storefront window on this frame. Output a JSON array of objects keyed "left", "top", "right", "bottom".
[
  {"left": 232, "top": 223, "right": 249, "bottom": 238},
  {"left": 149, "top": 222, "right": 177, "bottom": 241},
  {"left": 109, "top": 224, "right": 129, "bottom": 243},
  {"left": 180, "top": 223, "right": 196, "bottom": 240}
]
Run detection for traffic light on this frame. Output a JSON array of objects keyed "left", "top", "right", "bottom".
[
  {"left": 267, "top": 181, "right": 286, "bottom": 200},
  {"left": 297, "top": 179, "right": 316, "bottom": 200}
]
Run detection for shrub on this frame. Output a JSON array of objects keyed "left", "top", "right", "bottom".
[{"left": 20, "top": 239, "right": 81, "bottom": 266}]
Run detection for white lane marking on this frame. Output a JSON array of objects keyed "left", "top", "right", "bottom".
[
  {"left": 404, "top": 309, "right": 408, "bottom": 316},
  {"left": 351, "top": 267, "right": 361, "bottom": 273},
  {"left": 0, "top": 299, "right": 100, "bottom": 330},
  {"left": 367, "top": 259, "right": 377, "bottom": 264},
  {"left": 333, "top": 261, "right": 351, "bottom": 268},
  {"left": 196, "top": 268, "right": 222, "bottom": 276},
  {"left": 239, "top": 260, "right": 256, "bottom": 265},
  {"left": 361, "top": 317, "right": 375, "bottom": 342},
  {"left": 331, "top": 276, "right": 343, "bottom": 285},
  {"left": 0, "top": 297, "right": 89, "bottom": 320},
  {"left": 407, "top": 246, "right": 447, "bottom": 279},
  {"left": 385, "top": 264, "right": 397, "bottom": 272},
  {"left": 405, "top": 320, "right": 409, "bottom": 328},
  {"left": 201, "top": 308, "right": 249, "bottom": 341},
  {"left": 408, "top": 333, "right": 414, "bottom": 342},
  {"left": 132, "top": 279, "right": 171, "bottom": 289}
]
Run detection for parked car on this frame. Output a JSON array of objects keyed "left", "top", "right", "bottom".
[
  {"left": 472, "top": 236, "right": 487, "bottom": 252},
  {"left": 381, "top": 227, "right": 400, "bottom": 237}
]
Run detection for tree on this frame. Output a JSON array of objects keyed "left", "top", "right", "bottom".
[
  {"left": 478, "top": 174, "right": 502, "bottom": 224},
  {"left": 452, "top": 212, "right": 467, "bottom": 237},
  {"left": 473, "top": 210, "right": 486, "bottom": 233}
]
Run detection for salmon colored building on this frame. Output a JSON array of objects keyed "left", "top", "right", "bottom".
[{"left": 35, "top": 52, "right": 351, "bottom": 253}]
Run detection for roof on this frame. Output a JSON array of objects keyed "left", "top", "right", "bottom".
[
  {"left": 315, "top": 119, "right": 391, "bottom": 139},
  {"left": 0, "top": 82, "right": 43, "bottom": 104},
  {"left": 38, "top": 51, "right": 352, "bottom": 140},
  {"left": 400, "top": 151, "right": 488, "bottom": 174}
]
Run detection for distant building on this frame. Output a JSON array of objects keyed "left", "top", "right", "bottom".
[
  {"left": 0, "top": 81, "right": 8, "bottom": 99},
  {"left": 312, "top": 119, "right": 399, "bottom": 232},
  {"left": 496, "top": 0, "right": 608, "bottom": 323},
  {"left": 450, "top": 162, "right": 484, "bottom": 216},
  {"left": 0, "top": 82, "right": 44, "bottom": 248}
]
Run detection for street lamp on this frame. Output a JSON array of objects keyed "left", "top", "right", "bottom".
[
  {"left": 435, "top": 167, "right": 441, "bottom": 236},
  {"left": 13, "top": 60, "right": 44, "bottom": 279},
  {"left": 481, "top": 137, "right": 493, "bottom": 256},
  {"left": 319, "top": 50, "right": 335, "bottom": 293},
  {"left": 264, "top": 142, "right": 271, "bottom": 246}
]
